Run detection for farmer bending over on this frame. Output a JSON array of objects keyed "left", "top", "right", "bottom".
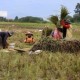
[{"left": 0, "top": 31, "right": 14, "bottom": 49}]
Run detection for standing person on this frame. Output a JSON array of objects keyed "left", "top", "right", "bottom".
[
  {"left": 60, "top": 19, "right": 71, "bottom": 39},
  {"left": 0, "top": 31, "right": 14, "bottom": 49}
]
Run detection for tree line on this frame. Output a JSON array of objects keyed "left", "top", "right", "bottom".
[
  {"left": 0, "top": 3, "right": 80, "bottom": 23},
  {"left": 0, "top": 16, "right": 47, "bottom": 23}
]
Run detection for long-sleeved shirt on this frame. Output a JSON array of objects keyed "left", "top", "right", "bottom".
[{"left": 0, "top": 32, "right": 10, "bottom": 49}]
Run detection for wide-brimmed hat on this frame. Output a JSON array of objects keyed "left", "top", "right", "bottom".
[{"left": 25, "top": 31, "right": 33, "bottom": 35}]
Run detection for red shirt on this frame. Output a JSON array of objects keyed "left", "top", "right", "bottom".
[{"left": 60, "top": 20, "right": 70, "bottom": 29}]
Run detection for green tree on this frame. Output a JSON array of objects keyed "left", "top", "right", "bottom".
[
  {"left": 73, "top": 14, "right": 80, "bottom": 22},
  {"left": 74, "top": 3, "right": 80, "bottom": 22},
  {"left": 0, "top": 17, "right": 7, "bottom": 22},
  {"left": 18, "top": 16, "right": 45, "bottom": 23},
  {"left": 14, "top": 16, "right": 18, "bottom": 22},
  {"left": 74, "top": 3, "right": 80, "bottom": 15}
]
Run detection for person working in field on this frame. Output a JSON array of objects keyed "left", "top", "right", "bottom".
[
  {"left": 51, "top": 28, "right": 62, "bottom": 40},
  {"left": 0, "top": 31, "right": 14, "bottom": 49},
  {"left": 60, "top": 19, "right": 72, "bottom": 39},
  {"left": 24, "top": 32, "right": 35, "bottom": 43},
  {"left": 51, "top": 19, "right": 72, "bottom": 40},
  {"left": 58, "top": 20, "right": 72, "bottom": 39}
]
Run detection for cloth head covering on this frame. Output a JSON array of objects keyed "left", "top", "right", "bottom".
[
  {"left": 65, "top": 19, "right": 71, "bottom": 24},
  {"left": 9, "top": 31, "right": 14, "bottom": 36}
]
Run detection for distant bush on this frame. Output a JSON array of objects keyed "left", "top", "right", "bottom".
[{"left": 18, "top": 16, "right": 46, "bottom": 23}]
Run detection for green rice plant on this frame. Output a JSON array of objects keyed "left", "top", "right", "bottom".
[
  {"left": 49, "top": 15, "right": 59, "bottom": 26},
  {"left": 0, "top": 22, "right": 80, "bottom": 79},
  {"left": 0, "top": 51, "right": 79, "bottom": 80},
  {"left": 60, "top": 5, "right": 69, "bottom": 20}
]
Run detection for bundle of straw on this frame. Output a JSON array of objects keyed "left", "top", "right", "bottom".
[
  {"left": 49, "top": 15, "right": 58, "bottom": 26},
  {"left": 60, "top": 6, "right": 69, "bottom": 20},
  {"left": 30, "top": 37, "right": 80, "bottom": 53}
]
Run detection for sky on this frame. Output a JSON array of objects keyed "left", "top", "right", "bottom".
[{"left": 0, "top": 0, "right": 80, "bottom": 19}]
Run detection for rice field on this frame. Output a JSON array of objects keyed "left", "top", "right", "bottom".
[{"left": 0, "top": 22, "right": 80, "bottom": 80}]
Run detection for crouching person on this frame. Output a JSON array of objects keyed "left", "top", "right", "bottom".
[
  {"left": 24, "top": 32, "right": 35, "bottom": 43},
  {"left": 0, "top": 31, "right": 14, "bottom": 49},
  {"left": 51, "top": 28, "right": 62, "bottom": 40}
]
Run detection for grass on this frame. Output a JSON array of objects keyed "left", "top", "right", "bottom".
[
  {"left": 0, "top": 52, "right": 79, "bottom": 80},
  {"left": 0, "top": 22, "right": 80, "bottom": 80},
  {"left": 0, "top": 22, "right": 54, "bottom": 29}
]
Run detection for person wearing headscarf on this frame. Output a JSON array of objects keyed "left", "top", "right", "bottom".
[
  {"left": 0, "top": 31, "right": 14, "bottom": 49},
  {"left": 60, "top": 19, "right": 71, "bottom": 39}
]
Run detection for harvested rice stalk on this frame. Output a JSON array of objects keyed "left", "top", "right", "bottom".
[
  {"left": 30, "top": 37, "right": 80, "bottom": 53},
  {"left": 49, "top": 15, "right": 59, "bottom": 26},
  {"left": 60, "top": 6, "right": 69, "bottom": 20}
]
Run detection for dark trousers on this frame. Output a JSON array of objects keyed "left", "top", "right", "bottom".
[
  {"left": 0, "top": 36, "right": 7, "bottom": 49},
  {"left": 63, "top": 27, "right": 67, "bottom": 38},
  {"left": 57, "top": 27, "right": 67, "bottom": 39}
]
